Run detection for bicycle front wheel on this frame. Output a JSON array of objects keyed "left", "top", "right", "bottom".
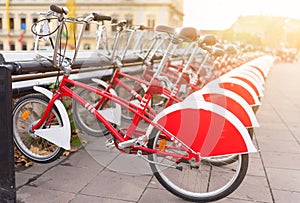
[
  {"left": 147, "top": 129, "right": 249, "bottom": 202},
  {"left": 13, "top": 94, "right": 65, "bottom": 163}
]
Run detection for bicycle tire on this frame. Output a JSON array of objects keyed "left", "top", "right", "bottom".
[
  {"left": 72, "top": 84, "right": 116, "bottom": 136},
  {"left": 147, "top": 128, "right": 249, "bottom": 202},
  {"left": 13, "top": 94, "right": 65, "bottom": 163}
]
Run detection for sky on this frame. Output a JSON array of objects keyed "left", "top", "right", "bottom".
[{"left": 183, "top": 0, "right": 300, "bottom": 30}]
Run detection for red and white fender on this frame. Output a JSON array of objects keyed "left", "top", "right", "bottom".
[
  {"left": 223, "top": 71, "right": 264, "bottom": 97},
  {"left": 185, "top": 87, "right": 259, "bottom": 128},
  {"left": 32, "top": 86, "right": 71, "bottom": 150},
  {"left": 246, "top": 55, "right": 275, "bottom": 78},
  {"left": 146, "top": 100, "right": 257, "bottom": 157},
  {"left": 205, "top": 77, "right": 261, "bottom": 107},
  {"left": 238, "top": 65, "right": 265, "bottom": 86},
  {"left": 232, "top": 67, "right": 265, "bottom": 89}
]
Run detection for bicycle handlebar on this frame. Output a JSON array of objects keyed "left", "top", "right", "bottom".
[
  {"left": 92, "top": 13, "right": 111, "bottom": 22},
  {"left": 50, "top": 4, "right": 68, "bottom": 15}
]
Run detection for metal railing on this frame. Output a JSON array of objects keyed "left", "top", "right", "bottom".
[{"left": 0, "top": 50, "right": 167, "bottom": 98}]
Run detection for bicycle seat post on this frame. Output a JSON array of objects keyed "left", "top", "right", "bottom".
[
  {"left": 110, "top": 20, "right": 127, "bottom": 65},
  {"left": 152, "top": 34, "right": 179, "bottom": 79}
]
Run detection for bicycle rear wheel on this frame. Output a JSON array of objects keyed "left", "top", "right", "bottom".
[
  {"left": 13, "top": 94, "right": 64, "bottom": 163},
  {"left": 147, "top": 129, "right": 248, "bottom": 202}
]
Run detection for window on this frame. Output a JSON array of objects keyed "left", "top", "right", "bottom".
[
  {"left": 10, "top": 41, "right": 15, "bottom": 51},
  {"left": 22, "top": 42, "right": 27, "bottom": 50},
  {"left": 147, "top": 16, "right": 155, "bottom": 28},
  {"left": 83, "top": 43, "right": 90, "bottom": 50},
  {"left": 20, "top": 18, "right": 26, "bottom": 33},
  {"left": 33, "top": 18, "right": 38, "bottom": 24},
  {"left": 0, "top": 17, "right": 2, "bottom": 31},
  {"left": 0, "top": 41, "right": 3, "bottom": 50},
  {"left": 10, "top": 17, "right": 14, "bottom": 30}
]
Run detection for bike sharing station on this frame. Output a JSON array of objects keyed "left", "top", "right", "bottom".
[{"left": 0, "top": 5, "right": 277, "bottom": 202}]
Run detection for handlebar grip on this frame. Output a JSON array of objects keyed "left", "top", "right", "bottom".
[
  {"left": 92, "top": 13, "right": 111, "bottom": 21},
  {"left": 50, "top": 4, "right": 68, "bottom": 14}
]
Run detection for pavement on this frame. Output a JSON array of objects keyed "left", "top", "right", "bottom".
[{"left": 16, "top": 61, "right": 300, "bottom": 203}]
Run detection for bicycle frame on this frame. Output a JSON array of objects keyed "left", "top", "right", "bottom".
[{"left": 31, "top": 73, "right": 198, "bottom": 161}]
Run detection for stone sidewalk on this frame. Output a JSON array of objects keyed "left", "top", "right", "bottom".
[{"left": 16, "top": 61, "right": 300, "bottom": 203}]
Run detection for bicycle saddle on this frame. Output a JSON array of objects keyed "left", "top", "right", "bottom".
[
  {"left": 155, "top": 25, "right": 176, "bottom": 35},
  {"left": 225, "top": 44, "right": 238, "bottom": 55},
  {"left": 212, "top": 47, "right": 225, "bottom": 57},
  {"left": 177, "top": 27, "right": 198, "bottom": 42},
  {"left": 199, "top": 34, "right": 217, "bottom": 47}
]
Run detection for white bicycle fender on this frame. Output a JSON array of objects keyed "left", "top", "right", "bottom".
[
  {"left": 91, "top": 78, "right": 121, "bottom": 125},
  {"left": 33, "top": 86, "right": 71, "bottom": 150}
]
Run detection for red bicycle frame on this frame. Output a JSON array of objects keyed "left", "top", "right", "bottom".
[{"left": 30, "top": 74, "right": 199, "bottom": 161}]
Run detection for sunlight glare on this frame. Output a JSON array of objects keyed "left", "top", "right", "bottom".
[{"left": 184, "top": 0, "right": 300, "bottom": 30}]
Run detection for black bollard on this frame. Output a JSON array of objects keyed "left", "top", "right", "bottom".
[{"left": 0, "top": 65, "right": 16, "bottom": 203}]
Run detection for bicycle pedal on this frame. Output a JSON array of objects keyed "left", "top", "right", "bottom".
[
  {"left": 118, "top": 138, "right": 137, "bottom": 149},
  {"left": 105, "top": 139, "right": 115, "bottom": 149}
]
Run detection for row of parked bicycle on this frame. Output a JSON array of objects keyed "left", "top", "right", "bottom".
[{"left": 12, "top": 5, "right": 275, "bottom": 202}]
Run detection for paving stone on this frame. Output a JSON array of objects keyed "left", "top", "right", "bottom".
[
  {"left": 15, "top": 172, "right": 36, "bottom": 188},
  {"left": 16, "top": 157, "right": 66, "bottom": 175},
  {"left": 255, "top": 109, "right": 282, "bottom": 123},
  {"left": 272, "top": 189, "right": 300, "bottom": 203},
  {"left": 247, "top": 157, "right": 265, "bottom": 177},
  {"left": 260, "top": 151, "right": 300, "bottom": 170},
  {"left": 256, "top": 139, "right": 300, "bottom": 153},
  {"left": 28, "top": 165, "right": 101, "bottom": 193},
  {"left": 17, "top": 185, "right": 75, "bottom": 203},
  {"left": 289, "top": 124, "right": 300, "bottom": 142},
  {"left": 138, "top": 187, "right": 186, "bottom": 203},
  {"left": 216, "top": 197, "right": 264, "bottom": 203},
  {"left": 80, "top": 170, "right": 152, "bottom": 202},
  {"left": 60, "top": 148, "right": 103, "bottom": 170},
  {"left": 266, "top": 168, "right": 300, "bottom": 192},
  {"left": 81, "top": 133, "right": 118, "bottom": 152},
  {"left": 228, "top": 175, "right": 273, "bottom": 202},
  {"left": 70, "top": 194, "right": 131, "bottom": 203},
  {"left": 147, "top": 176, "right": 165, "bottom": 190},
  {"left": 255, "top": 128, "right": 296, "bottom": 141},
  {"left": 106, "top": 153, "right": 153, "bottom": 175},
  {"left": 256, "top": 122, "right": 287, "bottom": 131},
  {"left": 277, "top": 114, "right": 300, "bottom": 125},
  {"left": 85, "top": 149, "right": 120, "bottom": 168}
]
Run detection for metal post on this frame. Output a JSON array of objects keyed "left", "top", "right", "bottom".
[{"left": 0, "top": 64, "right": 16, "bottom": 203}]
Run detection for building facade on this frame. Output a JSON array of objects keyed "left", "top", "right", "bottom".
[{"left": 0, "top": 0, "right": 184, "bottom": 51}]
